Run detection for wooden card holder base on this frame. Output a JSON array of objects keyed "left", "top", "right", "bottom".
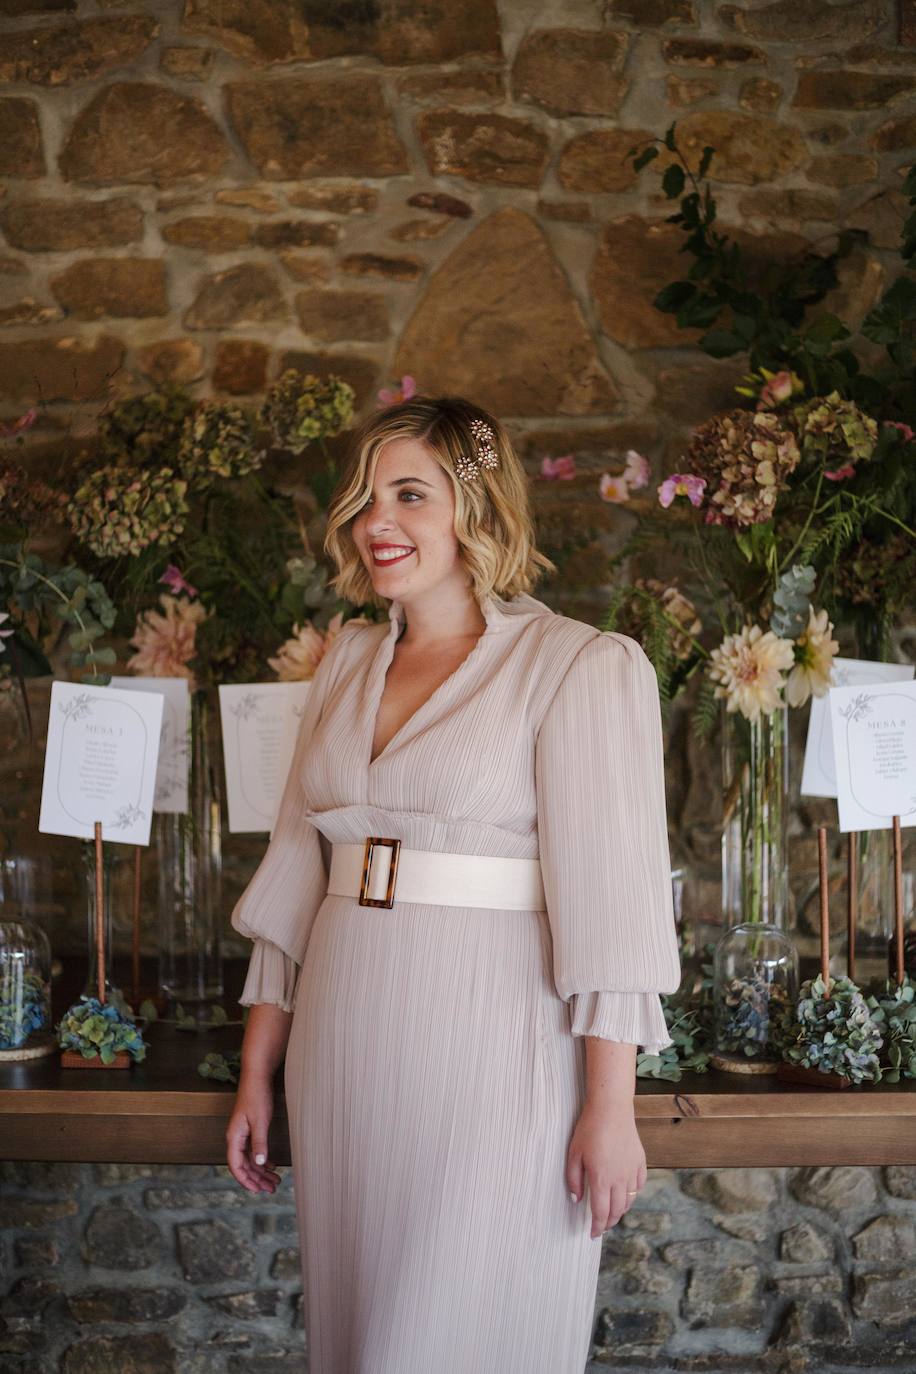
[
  {"left": 60, "top": 1049, "right": 131, "bottom": 1070},
  {"left": 776, "top": 1061, "right": 852, "bottom": 1089}
]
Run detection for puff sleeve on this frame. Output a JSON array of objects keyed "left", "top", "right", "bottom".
[
  {"left": 534, "top": 631, "right": 682, "bottom": 1052},
  {"left": 230, "top": 625, "right": 358, "bottom": 1002}
]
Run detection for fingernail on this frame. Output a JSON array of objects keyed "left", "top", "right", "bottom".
[
  {"left": 255, "top": 1153, "right": 266, "bottom": 1165},
  {"left": 569, "top": 1191, "right": 577, "bottom": 1202}
]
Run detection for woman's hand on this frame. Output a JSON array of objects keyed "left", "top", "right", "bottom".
[
  {"left": 566, "top": 1100, "right": 647, "bottom": 1238},
  {"left": 226, "top": 1001, "right": 294, "bottom": 1194},
  {"left": 226, "top": 1072, "right": 282, "bottom": 1195}
]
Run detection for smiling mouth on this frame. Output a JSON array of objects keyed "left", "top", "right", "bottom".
[{"left": 370, "top": 547, "right": 415, "bottom": 566}]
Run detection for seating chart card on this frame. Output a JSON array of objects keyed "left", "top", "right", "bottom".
[
  {"left": 800, "top": 656, "right": 914, "bottom": 798},
  {"left": 218, "top": 682, "right": 312, "bottom": 833},
  {"left": 828, "top": 679, "right": 916, "bottom": 833},
  {"left": 38, "top": 681, "right": 164, "bottom": 846},
  {"left": 109, "top": 676, "right": 190, "bottom": 814}
]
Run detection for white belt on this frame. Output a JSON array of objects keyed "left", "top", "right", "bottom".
[{"left": 328, "top": 838, "right": 546, "bottom": 911}]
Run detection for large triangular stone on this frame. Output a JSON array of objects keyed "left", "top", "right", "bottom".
[{"left": 394, "top": 208, "right": 616, "bottom": 416}]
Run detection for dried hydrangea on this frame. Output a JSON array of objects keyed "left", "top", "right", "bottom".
[
  {"left": 258, "top": 371, "right": 355, "bottom": 454},
  {"left": 177, "top": 401, "right": 261, "bottom": 483},
  {"left": 778, "top": 973, "right": 883, "bottom": 1084},
  {"left": 683, "top": 408, "right": 800, "bottom": 527},
  {"left": 68, "top": 465, "right": 189, "bottom": 559},
  {"left": 96, "top": 384, "right": 195, "bottom": 470},
  {"left": 835, "top": 532, "right": 915, "bottom": 611},
  {"left": 716, "top": 970, "right": 792, "bottom": 1058},
  {"left": 0, "top": 460, "right": 68, "bottom": 527},
  {"left": 615, "top": 579, "right": 702, "bottom": 662},
  {"left": 796, "top": 390, "right": 878, "bottom": 475}
]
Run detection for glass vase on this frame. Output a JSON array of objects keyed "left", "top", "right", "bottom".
[
  {"left": 0, "top": 918, "right": 54, "bottom": 1059},
  {"left": 0, "top": 678, "right": 57, "bottom": 926},
  {"left": 711, "top": 920, "right": 799, "bottom": 1073},
  {"left": 721, "top": 703, "right": 789, "bottom": 928},
  {"left": 156, "top": 689, "right": 223, "bottom": 1013}
]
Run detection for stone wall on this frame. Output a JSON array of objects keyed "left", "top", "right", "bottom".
[
  {"left": 4, "top": 4, "right": 916, "bottom": 1371},
  {"left": 3, "top": 1160, "right": 916, "bottom": 1371}
]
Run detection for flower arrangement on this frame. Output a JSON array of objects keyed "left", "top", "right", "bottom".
[
  {"left": 618, "top": 121, "right": 916, "bottom": 668},
  {"left": 1, "top": 407, "right": 117, "bottom": 688},
  {"left": 51, "top": 370, "right": 358, "bottom": 687},
  {"left": 777, "top": 973, "right": 883, "bottom": 1085},
  {"left": 56, "top": 994, "right": 147, "bottom": 1064},
  {"left": 0, "top": 967, "right": 48, "bottom": 1050}
]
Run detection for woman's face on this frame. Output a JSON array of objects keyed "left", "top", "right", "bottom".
[{"left": 351, "top": 438, "right": 467, "bottom": 604}]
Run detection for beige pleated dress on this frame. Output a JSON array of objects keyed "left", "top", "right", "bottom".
[{"left": 231, "top": 590, "right": 682, "bottom": 1374}]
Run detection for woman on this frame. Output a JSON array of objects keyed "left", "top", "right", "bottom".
[{"left": 226, "top": 396, "right": 682, "bottom": 1372}]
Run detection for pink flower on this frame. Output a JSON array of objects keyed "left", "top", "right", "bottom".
[
  {"left": 377, "top": 376, "right": 417, "bottom": 407},
  {"left": 824, "top": 464, "right": 855, "bottom": 482},
  {"left": 599, "top": 472, "right": 630, "bottom": 504},
  {"left": 126, "top": 594, "right": 209, "bottom": 690},
  {"left": 757, "top": 371, "right": 796, "bottom": 409},
  {"left": 622, "top": 449, "right": 650, "bottom": 489},
  {"left": 658, "top": 474, "right": 707, "bottom": 508},
  {"left": 540, "top": 454, "right": 576, "bottom": 480},
  {"left": 159, "top": 564, "right": 199, "bottom": 598},
  {"left": 0, "top": 408, "right": 37, "bottom": 439},
  {"left": 883, "top": 420, "right": 915, "bottom": 443}
]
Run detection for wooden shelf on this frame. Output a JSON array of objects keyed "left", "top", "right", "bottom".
[{"left": 1, "top": 960, "right": 914, "bottom": 1166}]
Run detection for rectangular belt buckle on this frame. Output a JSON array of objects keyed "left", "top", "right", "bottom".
[{"left": 358, "top": 836, "right": 401, "bottom": 908}]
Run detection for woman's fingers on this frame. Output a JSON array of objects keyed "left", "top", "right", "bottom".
[
  {"left": 226, "top": 1112, "right": 280, "bottom": 1193},
  {"left": 566, "top": 1144, "right": 584, "bottom": 1204},
  {"left": 588, "top": 1175, "right": 642, "bottom": 1237}
]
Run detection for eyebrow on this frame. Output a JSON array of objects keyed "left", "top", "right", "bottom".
[{"left": 385, "top": 477, "right": 434, "bottom": 487}]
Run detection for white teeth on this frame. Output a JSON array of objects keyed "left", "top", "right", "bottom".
[{"left": 373, "top": 548, "right": 413, "bottom": 561}]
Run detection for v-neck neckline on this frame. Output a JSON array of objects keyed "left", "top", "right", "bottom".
[{"left": 366, "top": 592, "right": 502, "bottom": 769}]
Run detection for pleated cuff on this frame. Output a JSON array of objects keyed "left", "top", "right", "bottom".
[
  {"left": 238, "top": 937, "right": 300, "bottom": 1013},
  {"left": 569, "top": 989, "right": 673, "bottom": 1054}
]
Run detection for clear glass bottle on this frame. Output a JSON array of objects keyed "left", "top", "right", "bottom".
[
  {"left": 721, "top": 704, "right": 790, "bottom": 929},
  {"left": 712, "top": 921, "right": 799, "bottom": 1072},
  {"left": 0, "top": 919, "right": 54, "bottom": 1058},
  {"left": 156, "top": 689, "right": 223, "bottom": 1012}
]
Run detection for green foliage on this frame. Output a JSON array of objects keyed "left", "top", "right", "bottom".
[
  {"left": 636, "top": 943, "right": 716, "bottom": 1080},
  {"left": 0, "top": 547, "right": 117, "bottom": 684},
  {"left": 625, "top": 124, "right": 869, "bottom": 393},
  {"left": 866, "top": 976, "right": 916, "bottom": 1083},
  {"left": 198, "top": 1049, "right": 243, "bottom": 1084},
  {"left": 770, "top": 564, "right": 816, "bottom": 639}
]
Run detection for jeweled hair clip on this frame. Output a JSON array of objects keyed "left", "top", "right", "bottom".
[{"left": 455, "top": 418, "right": 500, "bottom": 482}]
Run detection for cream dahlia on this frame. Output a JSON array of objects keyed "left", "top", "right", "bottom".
[
  {"left": 708, "top": 624, "right": 795, "bottom": 722},
  {"left": 785, "top": 606, "right": 839, "bottom": 708},
  {"left": 268, "top": 611, "right": 367, "bottom": 681}
]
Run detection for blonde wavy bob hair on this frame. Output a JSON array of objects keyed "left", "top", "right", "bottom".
[{"left": 324, "top": 395, "right": 556, "bottom": 611}]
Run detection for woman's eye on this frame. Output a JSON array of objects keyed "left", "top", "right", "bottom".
[{"left": 362, "top": 491, "right": 421, "bottom": 506}]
